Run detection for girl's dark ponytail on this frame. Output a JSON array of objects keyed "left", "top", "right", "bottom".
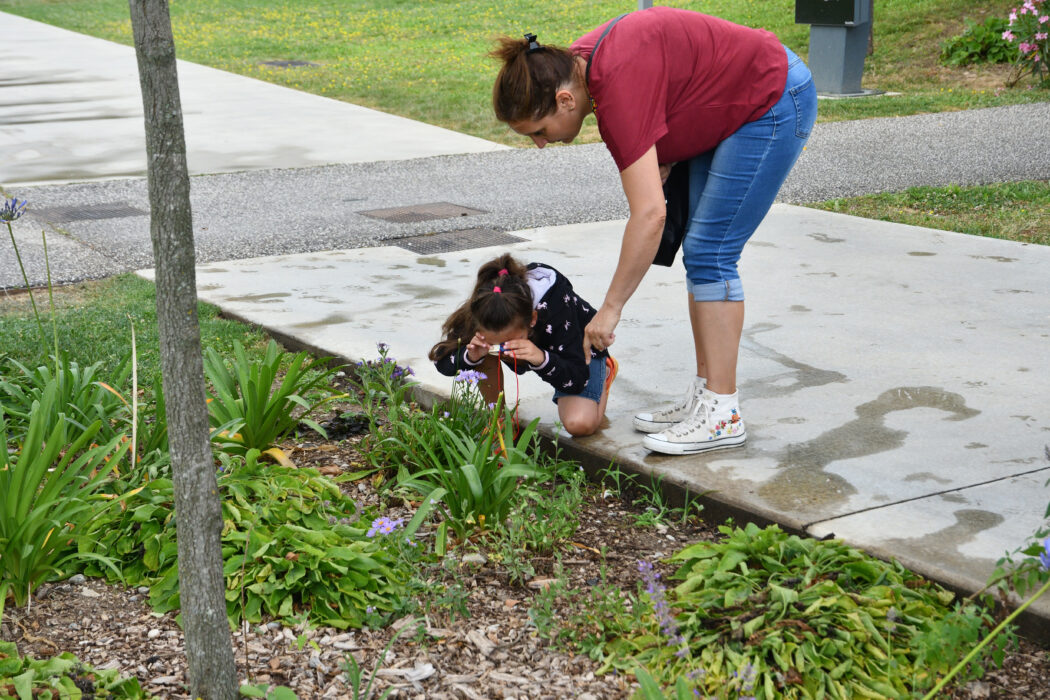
[{"left": 429, "top": 254, "right": 534, "bottom": 362}]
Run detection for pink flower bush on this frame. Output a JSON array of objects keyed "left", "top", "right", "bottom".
[{"left": 1005, "top": 0, "right": 1050, "bottom": 85}]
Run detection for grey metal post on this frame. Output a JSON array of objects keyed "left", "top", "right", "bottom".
[
  {"left": 795, "top": 0, "right": 878, "bottom": 96},
  {"left": 638, "top": 0, "right": 653, "bottom": 9}
]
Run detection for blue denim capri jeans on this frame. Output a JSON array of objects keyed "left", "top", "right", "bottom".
[{"left": 682, "top": 46, "right": 818, "bottom": 302}]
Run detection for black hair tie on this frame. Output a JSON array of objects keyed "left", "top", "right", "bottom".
[{"left": 524, "top": 32, "right": 542, "bottom": 53}]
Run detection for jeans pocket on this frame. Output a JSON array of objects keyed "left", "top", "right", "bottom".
[{"left": 789, "top": 77, "right": 815, "bottom": 139}]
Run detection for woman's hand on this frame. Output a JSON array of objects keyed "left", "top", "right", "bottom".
[
  {"left": 465, "top": 333, "right": 490, "bottom": 363},
  {"left": 659, "top": 162, "right": 674, "bottom": 184},
  {"left": 498, "top": 338, "right": 545, "bottom": 366},
  {"left": 583, "top": 304, "right": 620, "bottom": 358}
]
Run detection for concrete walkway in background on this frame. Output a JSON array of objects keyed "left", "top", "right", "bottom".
[
  {"left": 3, "top": 9, "right": 1049, "bottom": 632},
  {"left": 0, "top": 12, "right": 506, "bottom": 187}
]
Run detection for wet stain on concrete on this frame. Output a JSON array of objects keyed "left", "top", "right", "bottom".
[
  {"left": 908, "top": 251, "right": 936, "bottom": 256},
  {"left": 417, "top": 257, "right": 446, "bottom": 267},
  {"left": 966, "top": 442, "right": 988, "bottom": 449},
  {"left": 224, "top": 292, "right": 291, "bottom": 303},
  {"left": 809, "top": 233, "right": 845, "bottom": 243},
  {"left": 969, "top": 255, "right": 1017, "bottom": 263},
  {"left": 291, "top": 313, "right": 351, "bottom": 329},
  {"left": 200, "top": 267, "right": 229, "bottom": 274},
  {"left": 1018, "top": 367, "right": 1030, "bottom": 373},
  {"left": 301, "top": 294, "right": 345, "bottom": 305},
  {"left": 289, "top": 264, "right": 336, "bottom": 270},
  {"left": 197, "top": 284, "right": 221, "bottom": 291},
  {"left": 778, "top": 417, "right": 807, "bottom": 424},
  {"left": 994, "top": 289, "right": 1033, "bottom": 294},
  {"left": 400, "top": 284, "right": 453, "bottom": 300},
  {"left": 881, "top": 509, "right": 1004, "bottom": 570},
  {"left": 751, "top": 240, "right": 776, "bottom": 248},
  {"left": 789, "top": 305, "right": 810, "bottom": 312},
  {"left": 739, "top": 323, "right": 848, "bottom": 400},
  {"left": 806, "top": 271, "right": 838, "bottom": 278},
  {"left": 939, "top": 493, "right": 969, "bottom": 504},
  {"left": 758, "top": 386, "right": 980, "bottom": 514},
  {"left": 904, "top": 472, "right": 952, "bottom": 484}
]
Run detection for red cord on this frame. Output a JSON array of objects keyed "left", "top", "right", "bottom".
[{"left": 494, "top": 348, "right": 521, "bottom": 439}]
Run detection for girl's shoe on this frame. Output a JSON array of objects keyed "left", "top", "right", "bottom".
[
  {"left": 632, "top": 376, "right": 705, "bottom": 432},
  {"left": 604, "top": 355, "right": 619, "bottom": 395},
  {"left": 642, "top": 389, "right": 746, "bottom": 455}
]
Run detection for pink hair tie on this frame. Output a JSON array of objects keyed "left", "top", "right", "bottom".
[
  {"left": 493, "top": 286, "right": 502, "bottom": 293},
  {"left": 498, "top": 268, "right": 509, "bottom": 276}
]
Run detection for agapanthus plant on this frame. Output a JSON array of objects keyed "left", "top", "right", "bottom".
[{"left": 1003, "top": 0, "right": 1050, "bottom": 85}]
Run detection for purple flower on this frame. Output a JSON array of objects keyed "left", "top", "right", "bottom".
[
  {"left": 638, "top": 560, "right": 686, "bottom": 653},
  {"left": 454, "top": 369, "right": 487, "bottom": 385},
  {"left": 366, "top": 516, "right": 404, "bottom": 537},
  {"left": 377, "top": 342, "right": 389, "bottom": 353},
  {"left": 1, "top": 198, "right": 27, "bottom": 222},
  {"left": 1039, "top": 536, "right": 1050, "bottom": 571}
]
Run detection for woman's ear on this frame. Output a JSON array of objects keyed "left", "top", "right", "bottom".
[
  {"left": 530, "top": 310, "right": 538, "bottom": 327},
  {"left": 556, "top": 88, "right": 577, "bottom": 112}
]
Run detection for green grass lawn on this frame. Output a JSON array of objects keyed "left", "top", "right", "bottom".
[
  {"left": 809, "top": 180, "right": 1050, "bottom": 246},
  {"left": 0, "top": 274, "right": 267, "bottom": 392},
  {"left": 1, "top": 0, "right": 1046, "bottom": 144}
]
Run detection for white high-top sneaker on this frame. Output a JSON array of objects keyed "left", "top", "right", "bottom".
[
  {"left": 632, "top": 376, "right": 706, "bottom": 433},
  {"left": 642, "top": 388, "right": 747, "bottom": 455}
]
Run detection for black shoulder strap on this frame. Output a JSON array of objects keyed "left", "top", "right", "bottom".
[{"left": 586, "top": 13, "right": 628, "bottom": 84}]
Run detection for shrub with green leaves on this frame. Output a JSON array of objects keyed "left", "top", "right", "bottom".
[
  {"left": 78, "top": 453, "right": 414, "bottom": 629},
  {"left": 580, "top": 524, "right": 1008, "bottom": 698},
  {"left": 0, "top": 354, "right": 129, "bottom": 447},
  {"left": 392, "top": 395, "right": 545, "bottom": 546},
  {"left": 0, "top": 383, "right": 128, "bottom": 617},
  {"left": 205, "top": 339, "right": 344, "bottom": 456},
  {"left": 941, "top": 16, "right": 1013, "bottom": 66},
  {"left": 0, "top": 641, "right": 148, "bottom": 699}
]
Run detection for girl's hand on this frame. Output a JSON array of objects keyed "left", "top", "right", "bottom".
[
  {"left": 583, "top": 304, "right": 619, "bottom": 358},
  {"left": 465, "top": 333, "right": 490, "bottom": 363},
  {"left": 498, "top": 338, "right": 545, "bottom": 366},
  {"left": 659, "top": 162, "right": 674, "bottom": 184}
]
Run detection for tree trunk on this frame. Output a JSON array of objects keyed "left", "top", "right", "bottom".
[{"left": 127, "top": 2, "right": 238, "bottom": 697}]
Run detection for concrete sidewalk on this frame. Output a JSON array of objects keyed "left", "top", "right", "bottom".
[
  {"left": 137, "top": 205, "right": 1050, "bottom": 623},
  {"left": 0, "top": 12, "right": 506, "bottom": 186}
]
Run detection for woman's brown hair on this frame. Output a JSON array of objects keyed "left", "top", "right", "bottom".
[
  {"left": 428, "top": 253, "right": 533, "bottom": 362},
  {"left": 489, "top": 35, "right": 577, "bottom": 124}
]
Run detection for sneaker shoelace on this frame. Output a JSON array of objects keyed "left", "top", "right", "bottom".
[{"left": 667, "top": 393, "right": 712, "bottom": 437}]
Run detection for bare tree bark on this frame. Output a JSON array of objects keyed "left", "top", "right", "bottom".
[{"left": 127, "top": 2, "right": 238, "bottom": 697}]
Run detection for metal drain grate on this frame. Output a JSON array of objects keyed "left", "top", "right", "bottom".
[
  {"left": 394, "top": 228, "right": 525, "bottom": 255},
  {"left": 27, "top": 203, "right": 148, "bottom": 222},
  {"left": 358, "top": 201, "right": 487, "bottom": 224}
]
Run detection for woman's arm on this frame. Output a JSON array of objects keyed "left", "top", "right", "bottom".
[{"left": 584, "top": 144, "right": 666, "bottom": 357}]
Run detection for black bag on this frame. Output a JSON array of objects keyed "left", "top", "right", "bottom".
[
  {"left": 586, "top": 14, "right": 689, "bottom": 268},
  {"left": 654, "top": 162, "right": 689, "bottom": 267}
]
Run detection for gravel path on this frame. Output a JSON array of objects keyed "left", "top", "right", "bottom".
[{"left": 3, "top": 102, "right": 1049, "bottom": 288}]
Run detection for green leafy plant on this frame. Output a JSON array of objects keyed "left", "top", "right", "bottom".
[
  {"left": 0, "top": 641, "right": 148, "bottom": 699},
  {"left": 204, "top": 339, "right": 345, "bottom": 457},
  {"left": 392, "top": 395, "right": 545, "bottom": 543},
  {"left": 0, "top": 354, "right": 130, "bottom": 448},
  {"left": 78, "top": 453, "right": 415, "bottom": 629},
  {"left": 0, "top": 384, "right": 128, "bottom": 618},
  {"left": 574, "top": 524, "right": 1010, "bottom": 698},
  {"left": 240, "top": 682, "right": 298, "bottom": 699},
  {"left": 940, "top": 16, "right": 1013, "bottom": 66}
]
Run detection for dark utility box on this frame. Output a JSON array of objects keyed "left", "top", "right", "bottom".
[{"left": 795, "top": 0, "right": 871, "bottom": 26}]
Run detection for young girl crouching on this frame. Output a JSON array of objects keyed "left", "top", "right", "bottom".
[{"left": 428, "top": 254, "right": 618, "bottom": 437}]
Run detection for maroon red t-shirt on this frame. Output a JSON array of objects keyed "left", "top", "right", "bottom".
[{"left": 571, "top": 7, "right": 788, "bottom": 171}]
